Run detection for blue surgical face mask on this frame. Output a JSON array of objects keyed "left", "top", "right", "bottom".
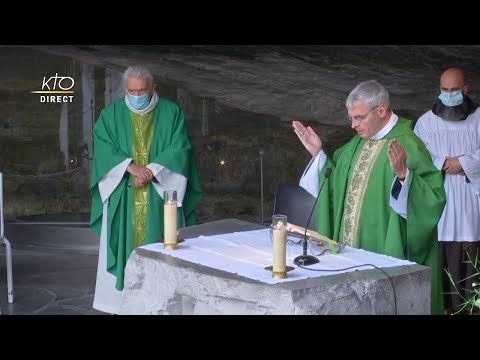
[
  {"left": 128, "top": 93, "right": 150, "bottom": 110},
  {"left": 438, "top": 91, "right": 464, "bottom": 107}
]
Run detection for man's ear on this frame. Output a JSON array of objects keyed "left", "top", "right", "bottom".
[
  {"left": 379, "top": 103, "right": 388, "bottom": 117},
  {"left": 463, "top": 84, "right": 470, "bottom": 94}
]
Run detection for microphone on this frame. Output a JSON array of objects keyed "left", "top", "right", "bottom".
[
  {"left": 259, "top": 149, "right": 265, "bottom": 225},
  {"left": 294, "top": 167, "right": 332, "bottom": 266}
]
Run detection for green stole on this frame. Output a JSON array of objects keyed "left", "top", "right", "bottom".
[
  {"left": 131, "top": 111, "right": 154, "bottom": 248},
  {"left": 341, "top": 139, "right": 387, "bottom": 247}
]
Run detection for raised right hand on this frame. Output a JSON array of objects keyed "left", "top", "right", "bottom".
[{"left": 292, "top": 120, "right": 322, "bottom": 158}]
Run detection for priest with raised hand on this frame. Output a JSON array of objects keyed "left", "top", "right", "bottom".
[
  {"left": 294, "top": 80, "right": 446, "bottom": 315},
  {"left": 90, "top": 65, "right": 204, "bottom": 314}
]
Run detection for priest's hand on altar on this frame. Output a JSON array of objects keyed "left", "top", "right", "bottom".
[
  {"left": 292, "top": 120, "right": 322, "bottom": 158},
  {"left": 388, "top": 139, "right": 408, "bottom": 180}
]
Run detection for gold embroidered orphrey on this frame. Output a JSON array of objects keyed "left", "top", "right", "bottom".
[
  {"left": 131, "top": 111, "right": 155, "bottom": 248},
  {"left": 341, "top": 139, "right": 386, "bottom": 247}
]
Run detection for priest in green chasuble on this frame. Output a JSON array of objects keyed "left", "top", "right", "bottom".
[
  {"left": 294, "top": 80, "right": 446, "bottom": 314},
  {"left": 89, "top": 65, "right": 203, "bottom": 314}
]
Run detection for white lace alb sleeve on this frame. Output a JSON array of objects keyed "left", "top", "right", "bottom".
[
  {"left": 459, "top": 148, "right": 480, "bottom": 195},
  {"left": 389, "top": 169, "right": 410, "bottom": 220},
  {"left": 146, "top": 163, "right": 187, "bottom": 207},
  {"left": 98, "top": 158, "right": 132, "bottom": 203},
  {"left": 299, "top": 151, "right": 327, "bottom": 197}
]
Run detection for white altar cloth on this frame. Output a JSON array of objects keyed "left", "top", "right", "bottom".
[{"left": 141, "top": 229, "right": 415, "bottom": 284}]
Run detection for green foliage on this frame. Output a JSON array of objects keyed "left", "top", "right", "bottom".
[{"left": 447, "top": 250, "right": 480, "bottom": 315}]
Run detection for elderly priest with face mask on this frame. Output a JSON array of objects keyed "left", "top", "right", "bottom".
[{"left": 89, "top": 65, "right": 203, "bottom": 314}]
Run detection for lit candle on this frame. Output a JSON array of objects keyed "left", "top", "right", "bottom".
[
  {"left": 272, "top": 220, "right": 287, "bottom": 273},
  {"left": 164, "top": 190, "right": 177, "bottom": 249}
]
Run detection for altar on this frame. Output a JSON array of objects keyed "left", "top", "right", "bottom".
[{"left": 119, "top": 219, "right": 431, "bottom": 315}]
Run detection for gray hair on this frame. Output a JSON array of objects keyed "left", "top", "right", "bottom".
[
  {"left": 123, "top": 65, "right": 154, "bottom": 87},
  {"left": 345, "top": 80, "right": 390, "bottom": 110}
]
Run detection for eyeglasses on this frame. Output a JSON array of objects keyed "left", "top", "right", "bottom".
[
  {"left": 346, "top": 104, "right": 381, "bottom": 122},
  {"left": 127, "top": 88, "right": 150, "bottom": 96}
]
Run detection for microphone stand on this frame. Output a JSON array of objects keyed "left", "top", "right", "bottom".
[
  {"left": 294, "top": 168, "right": 332, "bottom": 266},
  {"left": 259, "top": 149, "right": 264, "bottom": 225}
]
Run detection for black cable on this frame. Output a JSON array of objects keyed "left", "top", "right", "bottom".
[{"left": 297, "top": 262, "right": 398, "bottom": 315}]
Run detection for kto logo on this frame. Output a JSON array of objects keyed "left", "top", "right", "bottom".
[{"left": 30, "top": 73, "right": 75, "bottom": 103}]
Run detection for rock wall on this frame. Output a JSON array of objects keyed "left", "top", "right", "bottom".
[{"left": 2, "top": 45, "right": 479, "bottom": 222}]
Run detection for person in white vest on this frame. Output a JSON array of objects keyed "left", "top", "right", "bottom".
[{"left": 414, "top": 66, "right": 480, "bottom": 314}]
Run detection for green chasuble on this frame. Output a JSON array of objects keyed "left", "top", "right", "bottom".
[
  {"left": 316, "top": 118, "right": 446, "bottom": 314},
  {"left": 89, "top": 96, "right": 204, "bottom": 290}
]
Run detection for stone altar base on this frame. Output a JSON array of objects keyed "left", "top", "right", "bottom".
[{"left": 120, "top": 219, "right": 431, "bottom": 315}]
